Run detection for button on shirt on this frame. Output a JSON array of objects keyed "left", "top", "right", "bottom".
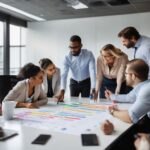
[
  {"left": 133, "top": 35, "right": 150, "bottom": 79},
  {"left": 129, "top": 80, "right": 150, "bottom": 123},
  {"left": 110, "top": 80, "right": 149, "bottom": 103},
  {"left": 61, "top": 49, "right": 96, "bottom": 90}
]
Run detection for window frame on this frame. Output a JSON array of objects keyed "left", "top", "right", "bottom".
[{"left": 0, "top": 11, "right": 27, "bottom": 75}]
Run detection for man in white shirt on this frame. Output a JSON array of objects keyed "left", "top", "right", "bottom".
[{"left": 118, "top": 26, "right": 150, "bottom": 79}]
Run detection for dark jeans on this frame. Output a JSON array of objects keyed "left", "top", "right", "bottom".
[
  {"left": 70, "top": 78, "right": 91, "bottom": 98},
  {"left": 100, "top": 77, "right": 126, "bottom": 98},
  {"left": 105, "top": 114, "right": 150, "bottom": 150}
]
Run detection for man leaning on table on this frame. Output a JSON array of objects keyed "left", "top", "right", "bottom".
[
  {"left": 108, "top": 59, "right": 150, "bottom": 123},
  {"left": 57, "top": 35, "right": 96, "bottom": 101},
  {"left": 118, "top": 26, "right": 150, "bottom": 79}
]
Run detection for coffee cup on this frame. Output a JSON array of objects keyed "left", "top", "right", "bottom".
[{"left": 2, "top": 101, "right": 17, "bottom": 120}]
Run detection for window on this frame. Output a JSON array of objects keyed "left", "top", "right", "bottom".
[
  {"left": 10, "top": 24, "right": 26, "bottom": 75},
  {"left": 0, "top": 12, "right": 27, "bottom": 75},
  {"left": 0, "top": 21, "right": 4, "bottom": 75}
]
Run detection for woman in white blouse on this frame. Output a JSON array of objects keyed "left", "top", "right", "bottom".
[
  {"left": 4, "top": 63, "right": 48, "bottom": 108},
  {"left": 39, "top": 58, "right": 60, "bottom": 98},
  {"left": 95, "top": 44, "right": 128, "bottom": 99}
]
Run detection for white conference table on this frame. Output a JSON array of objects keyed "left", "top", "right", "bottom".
[{"left": 0, "top": 98, "right": 132, "bottom": 150}]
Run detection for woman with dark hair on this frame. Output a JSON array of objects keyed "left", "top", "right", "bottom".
[
  {"left": 39, "top": 58, "right": 60, "bottom": 98},
  {"left": 3, "top": 63, "right": 48, "bottom": 108}
]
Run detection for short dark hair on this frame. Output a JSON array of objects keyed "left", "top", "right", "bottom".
[
  {"left": 39, "top": 58, "right": 53, "bottom": 70},
  {"left": 118, "top": 27, "right": 140, "bottom": 40},
  {"left": 18, "top": 63, "right": 41, "bottom": 79},
  {"left": 70, "top": 35, "right": 81, "bottom": 43},
  {"left": 127, "top": 59, "right": 149, "bottom": 81}
]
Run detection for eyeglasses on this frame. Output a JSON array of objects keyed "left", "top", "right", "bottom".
[
  {"left": 69, "top": 46, "right": 80, "bottom": 49},
  {"left": 125, "top": 72, "right": 139, "bottom": 77},
  {"left": 125, "top": 72, "right": 133, "bottom": 76}
]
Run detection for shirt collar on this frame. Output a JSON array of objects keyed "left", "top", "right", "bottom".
[
  {"left": 134, "top": 80, "right": 149, "bottom": 89},
  {"left": 79, "top": 49, "right": 83, "bottom": 56},
  {"left": 69, "top": 49, "right": 83, "bottom": 57},
  {"left": 134, "top": 36, "right": 142, "bottom": 48}
]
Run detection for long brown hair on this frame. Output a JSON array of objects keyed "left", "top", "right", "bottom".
[{"left": 101, "top": 44, "right": 124, "bottom": 58}]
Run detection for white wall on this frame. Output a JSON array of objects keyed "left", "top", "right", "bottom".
[{"left": 25, "top": 12, "right": 150, "bottom": 96}]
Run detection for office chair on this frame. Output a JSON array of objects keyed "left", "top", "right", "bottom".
[{"left": 0, "top": 75, "right": 21, "bottom": 103}]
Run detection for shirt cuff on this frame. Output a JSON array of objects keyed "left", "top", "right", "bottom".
[
  {"left": 91, "top": 82, "right": 96, "bottom": 90},
  {"left": 60, "top": 83, "right": 66, "bottom": 91}
]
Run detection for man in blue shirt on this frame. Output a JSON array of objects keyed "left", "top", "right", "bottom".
[
  {"left": 57, "top": 35, "right": 96, "bottom": 101},
  {"left": 108, "top": 59, "right": 150, "bottom": 123},
  {"left": 118, "top": 26, "right": 150, "bottom": 79},
  {"left": 105, "top": 59, "right": 149, "bottom": 103}
]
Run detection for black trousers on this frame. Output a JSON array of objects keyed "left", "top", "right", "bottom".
[
  {"left": 70, "top": 78, "right": 91, "bottom": 98},
  {"left": 105, "top": 114, "right": 150, "bottom": 150}
]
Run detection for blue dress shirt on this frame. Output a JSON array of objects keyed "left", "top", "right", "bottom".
[
  {"left": 110, "top": 80, "right": 149, "bottom": 103},
  {"left": 129, "top": 80, "right": 150, "bottom": 123},
  {"left": 60, "top": 49, "right": 96, "bottom": 90},
  {"left": 133, "top": 35, "right": 150, "bottom": 79}
]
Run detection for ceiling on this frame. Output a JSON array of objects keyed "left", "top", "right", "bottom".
[{"left": 0, "top": 0, "right": 150, "bottom": 22}]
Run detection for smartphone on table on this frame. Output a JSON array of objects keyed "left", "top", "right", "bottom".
[
  {"left": 81, "top": 134, "right": 99, "bottom": 146},
  {"left": 32, "top": 134, "right": 51, "bottom": 145}
]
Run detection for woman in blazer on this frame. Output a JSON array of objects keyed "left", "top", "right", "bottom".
[
  {"left": 95, "top": 44, "right": 128, "bottom": 99},
  {"left": 4, "top": 63, "right": 48, "bottom": 108},
  {"left": 39, "top": 58, "right": 60, "bottom": 98}
]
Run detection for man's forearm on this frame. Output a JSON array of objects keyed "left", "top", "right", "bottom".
[{"left": 113, "top": 110, "right": 133, "bottom": 123}]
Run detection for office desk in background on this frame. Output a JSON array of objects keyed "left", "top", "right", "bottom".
[{"left": 0, "top": 98, "right": 132, "bottom": 150}]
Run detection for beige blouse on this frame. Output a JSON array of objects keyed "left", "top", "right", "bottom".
[
  {"left": 4, "top": 79, "right": 48, "bottom": 107},
  {"left": 96, "top": 53, "right": 128, "bottom": 94}
]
